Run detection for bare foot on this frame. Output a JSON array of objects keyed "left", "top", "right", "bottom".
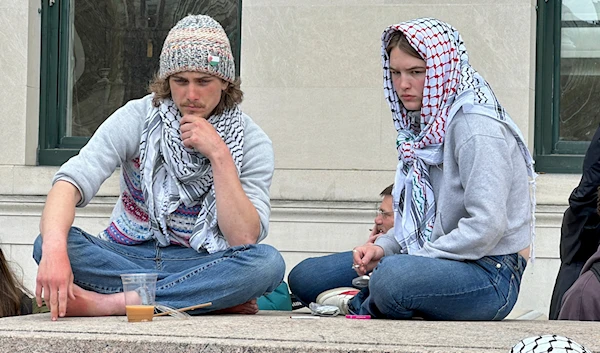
[
  {"left": 214, "top": 299, "right": 258, "bottom": 315},
  {"left": 63, "top": 284, "right": 126, "bottom": 317}
]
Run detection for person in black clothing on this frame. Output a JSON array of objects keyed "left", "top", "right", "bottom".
[
  {"left": 549, "top": 125, "right": 600, "bottom": 319},
  {"left": 558, "top": 228, "right": 600, "bottom": 320}
]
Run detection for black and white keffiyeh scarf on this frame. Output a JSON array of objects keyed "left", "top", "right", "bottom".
[
  {"left": 139, "top": 98, "right": 244, "bottom": 253},
  {"left": 381, "top": 18, "right": 537, "bottom": 256}
]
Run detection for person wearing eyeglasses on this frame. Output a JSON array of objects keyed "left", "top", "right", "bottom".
[
  {"left": 367, "top": 184, "right": 395, "bottom": 244},
  {"left": 288, "top": 184, "right": 395, "bottom": 308},
  {"left": 291, "top": 18, "right": 535, "bottom": 320}
]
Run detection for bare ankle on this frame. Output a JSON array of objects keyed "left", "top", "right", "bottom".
[{"left": 214, "top": 299, "right": 258, "bottom": 315}]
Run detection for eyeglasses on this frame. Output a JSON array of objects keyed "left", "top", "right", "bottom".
[{"left": 375, "top": 210, "right": 394, "bottom": 218}]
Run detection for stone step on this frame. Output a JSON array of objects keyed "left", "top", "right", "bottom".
[{"left": 0, "top": 311, "right": 598, "bottom": 353}]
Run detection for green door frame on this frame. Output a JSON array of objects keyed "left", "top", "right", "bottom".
[
  {"left": 39, "top": 0, "right": 83, "bottom": 166},
  {"left": 534, "top": 0, "right": 587, "bottom": 173}
]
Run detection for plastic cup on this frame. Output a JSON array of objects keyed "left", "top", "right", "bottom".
[{"left": 120, "top": 273, "right": 158, "bottom": 322}]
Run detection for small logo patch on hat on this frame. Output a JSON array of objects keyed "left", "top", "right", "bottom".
[{"left": 208, "top": 55, "right": 220, "bottom": 67}]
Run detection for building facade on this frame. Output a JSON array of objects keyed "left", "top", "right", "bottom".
[{"left": 1, "top": 0, "right": 597, "bottom": 316}]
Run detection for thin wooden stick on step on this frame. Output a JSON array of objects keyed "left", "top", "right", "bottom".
[{"left": 154, "top": 302, "right": 212, "bottom": 317}]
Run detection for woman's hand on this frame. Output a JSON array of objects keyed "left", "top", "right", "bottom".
[{"left": 352, "top": 243, "right": 385, "bottom": 276}]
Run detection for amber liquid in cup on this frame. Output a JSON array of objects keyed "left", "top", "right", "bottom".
[
  {"left": 125, "top": 305, "right": 155, "bottom": 322},
  {"left": 121, "top": 273, "right": 158, "bottom": 323}
]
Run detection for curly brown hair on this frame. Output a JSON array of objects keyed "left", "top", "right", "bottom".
[{"left": 148, "top": 73, "right": 243, "bottom": 116}]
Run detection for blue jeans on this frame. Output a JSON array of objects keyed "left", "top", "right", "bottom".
[
  {"left": 288, "top": 251, "right": 526, "bottom": 320},
  {"left": 33, "top": 227, "right": 285, "bottom": 313},
  {"left": 289, "top": 251, "right": 357, "bottom": 306}
]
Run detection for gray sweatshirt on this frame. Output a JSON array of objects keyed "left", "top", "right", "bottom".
[
  {"left": 54, "top": 94, "right": 274, "bottom": 246},
  {"left": 375, "top": 110, "right": 532, "bottom": 260}
]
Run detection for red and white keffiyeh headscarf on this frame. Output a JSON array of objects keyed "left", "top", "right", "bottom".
[{"left": 381, "top": 18, "right": 536, "bottom": 255}]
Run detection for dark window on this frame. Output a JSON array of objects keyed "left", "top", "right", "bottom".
[
  {"left": 535, "top": 0, "right": 600, "bottom": 172},
  {"left": 39, "top": 0, "right": 242, "bottom": 165}
]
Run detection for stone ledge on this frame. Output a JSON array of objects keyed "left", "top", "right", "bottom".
[
  {"left": 0, "top": 165, "right": 583, "bottom": 206},
  {"left": 0, "top": 311, "right": 598, "bottom": 353}
]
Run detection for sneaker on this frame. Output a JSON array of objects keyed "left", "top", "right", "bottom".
[
  {"left": 290, "top": 293, "right": 305, "bottom": 311},
  {"left": 316, "top": 287, "right": 359, "bottom": 315}
]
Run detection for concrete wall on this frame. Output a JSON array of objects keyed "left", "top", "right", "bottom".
[{"left": 0, "top": 0, "right": 580, "bottom": 317}]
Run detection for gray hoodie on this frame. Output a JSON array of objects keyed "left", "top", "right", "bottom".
[
  {"left": 54, "top": 94, "right": 275, "bottom": 246},
  {"left": 376, "top": 110, "right": 532, "bottom": 260}
]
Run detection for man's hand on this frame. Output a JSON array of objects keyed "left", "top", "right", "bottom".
[
  {"left": 35, "top": 248, "right": 75, "bottom": 321},
  {"left": 352, "top": 243, "right": 385, "bottom": 276},
  {"left": 367, "top": 227, "right": 381, "bottom": 244},
  {"left": 37, "top": 180, "right": 81, "bottom": 320},
  {"left": 179, "top": 115, "right": 260, "bottom": 245},
  {"left": 180, "top": 115, "right": 227, "bottom": 159}
]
